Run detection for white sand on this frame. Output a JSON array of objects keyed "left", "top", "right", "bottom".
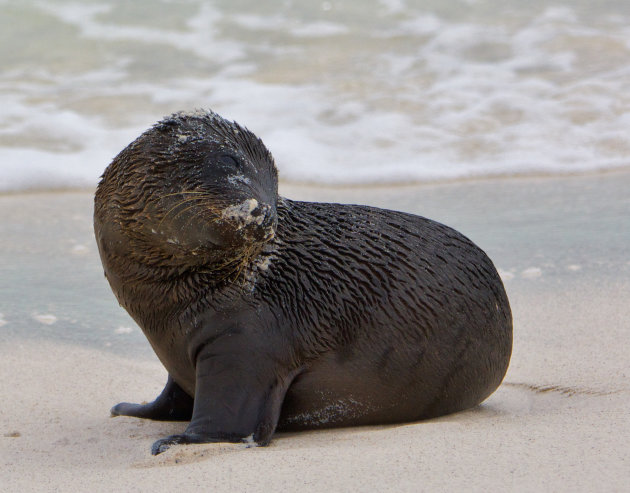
[{"left": 2, "top": 173, "right": 630, "bottom": 491}]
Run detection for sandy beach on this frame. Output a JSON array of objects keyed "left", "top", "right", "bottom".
[{"left": 1, "top": 171, "right": 629, "bottom": 492}]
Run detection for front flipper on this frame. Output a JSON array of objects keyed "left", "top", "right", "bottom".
[
  {"left": 111, "top": 375, "right": 193, "bottom": 421},
  {"left": 151, "top": 330, "right": 300, "bottom": 455}
]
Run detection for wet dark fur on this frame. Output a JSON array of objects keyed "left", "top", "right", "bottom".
[{"left": 94, "top": 110, "right": 512, "bottom": 455}]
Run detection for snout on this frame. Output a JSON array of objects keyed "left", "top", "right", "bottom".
[
  {"left": 245, "top": 202, "right": 277, "bottom": 242},
  {"left": 221, "top": 198, "right": 277, "bottom": 243}
]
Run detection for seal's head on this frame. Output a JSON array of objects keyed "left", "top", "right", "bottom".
[{"left": 94, "top": 110, "right": 278, "bottom": 276}]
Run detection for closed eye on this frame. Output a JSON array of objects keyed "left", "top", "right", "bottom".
[{"left": 218, "top": 154, "right": 241, "bottom": 169}]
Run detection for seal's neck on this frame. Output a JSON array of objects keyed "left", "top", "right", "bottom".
[{"left": 98, "top": 241, "right": 262, "bottom": 330}]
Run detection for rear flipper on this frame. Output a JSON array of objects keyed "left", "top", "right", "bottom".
[
  {"left": 111, "top": 375, "right": 193, "bottom": 421},
  {"left": 151, "top": 331, "right": 300, "bottom": 455}
]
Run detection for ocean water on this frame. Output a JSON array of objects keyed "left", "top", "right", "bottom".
[
  {"left": 1, "top": 0, "right": 630, "bottom": 191},
  {"left": 2, "top": 172, "right": 629, "bottom": 355}
]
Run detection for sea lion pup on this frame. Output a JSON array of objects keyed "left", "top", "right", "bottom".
[{"left": 94, "top": 109, "right": 512, "bottom": 455}]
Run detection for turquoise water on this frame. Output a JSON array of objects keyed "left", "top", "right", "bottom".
[
  {"left": 0, "top": 193, "right": 141, "bottom": 353},
  {"left": 1, "top": 172, "right": 629, "bottom": 355},
  {"left": 1, "top": 0, "right": 630, "bottom": 190}
]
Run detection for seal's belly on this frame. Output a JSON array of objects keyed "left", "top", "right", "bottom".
[
  {"left": 277, "top": 308, "right": 508, "bottom": 430},
  {"left": 277, "top": 351, "right": 405, "bottom": 430}
]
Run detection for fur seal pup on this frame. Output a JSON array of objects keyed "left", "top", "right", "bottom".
[{"left": 94, "top": 109, "right": 512, "bottom": 455}]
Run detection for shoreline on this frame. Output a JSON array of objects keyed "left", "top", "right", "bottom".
[{"left": 2, "top": 165, "right": 630, "bottom": 197}]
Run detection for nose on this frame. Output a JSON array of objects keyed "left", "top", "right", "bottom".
[
  {"left": 246, "top": 203, "right": 276, "bottom": 241},
  {"left": 251, "top": 203, "right": 273, "bottom": 226}
]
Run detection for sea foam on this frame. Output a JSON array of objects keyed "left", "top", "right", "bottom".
[{"left": 1, "top": 0, "right": 629, "bottom": 192}]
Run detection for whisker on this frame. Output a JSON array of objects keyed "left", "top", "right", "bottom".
[
  {"left": 171, "top": 202, "right": 210, "bottom": 225},
  {"left": 158, "top": 191, "right": 210, "bottom": 200},
  {"left": 157, "top": 196, "right": 207, "bottom": 230}
]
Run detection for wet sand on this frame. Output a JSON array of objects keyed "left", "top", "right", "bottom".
[{"left": 1, "top": 171, "right": 629, "bottom": 491}]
